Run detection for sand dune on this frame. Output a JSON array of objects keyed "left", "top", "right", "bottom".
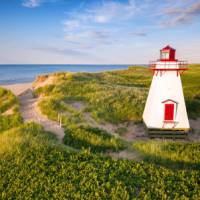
[{"left": 0, "top": 83, "right": 32, "bottom": 96}]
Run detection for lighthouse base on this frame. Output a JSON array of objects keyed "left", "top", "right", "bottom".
[{"left": 147, "top": 128, "right": 189, "bottom": 139}]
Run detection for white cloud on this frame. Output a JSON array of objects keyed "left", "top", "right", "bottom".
[
  {"left": 64, "top": 20, "right": 80, "bottom": 30},
  {"left": 160, "top": 0, "right": 200, "bottom": 27},
  {"left": 88, "top": 31, "right": 109, "bottom": 40},
  {"left": 22, "top": 0, "right": 59, "bottom": 8},
  {"left": 22, "top": 0, "right": 41, "bottom": 8},
  {"left": 33, "top": 46, "right": 89, "bottom": 57},
  {"left": 129, "top": 31, "right": 147, "bottom": 37},
  {"left": 94, "top": 15, "right": 109, "bottom": 23},
  {"left": 64, "top": 31, "right": 110, "bottom": 43}
]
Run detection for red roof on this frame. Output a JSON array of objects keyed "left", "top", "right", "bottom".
[{"left": 161, "top": 45, "right": 175, "bottom": 51}]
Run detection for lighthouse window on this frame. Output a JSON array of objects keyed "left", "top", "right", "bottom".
[{"left": 161, "top": 52, "right": 169, "bottom": 59}]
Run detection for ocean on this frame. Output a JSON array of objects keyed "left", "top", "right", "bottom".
[{"left": 0, "top": 64, "right": 135, "bottom": 85}]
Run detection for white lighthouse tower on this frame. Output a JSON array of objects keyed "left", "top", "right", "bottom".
[{"left": 143, "top": 45, "right": 190, "bottom": 137}]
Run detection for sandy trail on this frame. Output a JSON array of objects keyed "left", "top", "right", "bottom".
[{"left": 19, "top": 89, "right": 65, "bottom": 143}]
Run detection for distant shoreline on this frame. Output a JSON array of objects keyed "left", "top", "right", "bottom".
[{"left": 0, "top": 64, "right": 137, "bottom": 85}]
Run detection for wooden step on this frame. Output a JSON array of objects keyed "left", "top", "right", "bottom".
[{"left": 148, "top": 129, "right": 188, "bottom": 139}]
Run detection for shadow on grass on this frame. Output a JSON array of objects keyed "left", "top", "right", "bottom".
[
  {"left": 134, "top": 150, "right": 200, "bottom": 170},
  {"left": 63, "top": 126, "right": 126, "bottom": 154}
]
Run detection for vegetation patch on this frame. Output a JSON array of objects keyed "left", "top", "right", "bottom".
[
  {"left": 0, "top": 123, "right": 200, "bottom": 199},
  {"left": 181, "top": 64, "right": 200, "bottom": 119},
  {"left": 35, "top": 67, "right": 149, "bottom": 124},
  {"left": 64, "top": 126, "right": 125, "bottom": 153},
  {"left": 0, "top": 87, "right": 22, "bottom": 132},
  {"left": 133, "top": 140, "right": 200, "bottom": 170},
  {"left": 0, "top": 87, "right": 17, "bottom": 113}
]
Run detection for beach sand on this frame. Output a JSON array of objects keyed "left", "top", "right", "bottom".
[{"left": 0, "top": 82, "right": 32, "bottom": 96}]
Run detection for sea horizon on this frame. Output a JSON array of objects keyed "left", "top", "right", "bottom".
[{"left": 0, "top": 64, "right": 146, "bottom": 85}]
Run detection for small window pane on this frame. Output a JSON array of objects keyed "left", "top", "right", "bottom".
[{"left": 161, "top": 52, "right": 169, "bottom": 59}]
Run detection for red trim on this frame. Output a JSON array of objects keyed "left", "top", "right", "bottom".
[
  {"left": 150, "top": 68, "right": 188, "bottom": 71},
  {"left": 161, "top": 45, "right": 175, "bottom": 51},
  {"left": 162, "top": 120, "right": 177, "bottom": 128},
  {"left": 162, "top": 99, "right": 178, "bottom": 104},
  {"left": 149, "top": 60, "right": 188, "bottom": 68},
  {"left": 159, "top": 59, "right": 177, "bottom": 62}
]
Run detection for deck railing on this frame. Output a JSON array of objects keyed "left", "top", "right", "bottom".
[{"left": 149, "top": 61, "right": 188, "bottom": 76}]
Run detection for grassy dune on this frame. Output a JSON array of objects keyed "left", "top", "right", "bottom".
[{"left": 35, "top": 67, "right": 150, "bottom": 124}]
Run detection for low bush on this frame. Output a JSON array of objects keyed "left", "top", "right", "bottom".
[
  {"left": 0, "top": 113, "right": 22, "bottom": 133},
  {"left": 64, "top": 126, "right": 125, "bottom": 153},
  {"left": 0, "top": 87, "right": 22, "bottom": 132},
  {"left": 0, "top": 87, "right": 17, "bottom": 113}
]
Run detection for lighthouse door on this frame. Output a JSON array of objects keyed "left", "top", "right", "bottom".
[{"left": 164, "top": 104, "right": 174, "bottom": 121}]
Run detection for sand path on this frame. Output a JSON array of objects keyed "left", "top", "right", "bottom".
[{"left": 19, "top": 89, "right": 65, "bottom": 143}]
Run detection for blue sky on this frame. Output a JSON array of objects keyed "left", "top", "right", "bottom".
[{"left": 0, "top": 0, "right": 200, "bottom": 64}]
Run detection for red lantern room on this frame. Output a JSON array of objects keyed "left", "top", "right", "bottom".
[
  {"left": 149, "top": 45, "right": 188, "bottom": 76},
  {"left": 160, "top": 45, "right": 177, "bottom": 61}
]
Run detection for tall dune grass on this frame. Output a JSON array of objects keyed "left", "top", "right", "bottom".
[{"left": 0, "top": 87, "right": 22, "bottom": 132}]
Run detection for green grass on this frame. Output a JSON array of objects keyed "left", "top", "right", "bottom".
[
  {"left": 64, "top": 126, "right": 125, "bottom": 153},
  {"left": 0, "top": 87, "right": 17, "bottom": 113},
  {"left": 133, "top": 140, "right": 200, "bottom": 169},
  {"left": 182, "top": 64, "right": 200, "bottom": 118},
  {"left": 0, "top": 123, "right": 200, "bottom": 199},
  {"left": 0, "top": 87, "right": 23, "bottom": 132}
]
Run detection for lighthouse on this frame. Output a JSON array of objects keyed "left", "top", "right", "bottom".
[{"left": 143, "top": 45, "right": 190, "bottom": 137}]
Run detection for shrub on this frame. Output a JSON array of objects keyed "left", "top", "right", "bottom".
[
  {"left": 0, "top": 87, "right": 22, "bottom": 132},
  {"left": 0, "top": 113, "right": 22, "bottom": 133},
  {"left": 64, "top": 126, "right": 125, "bottom": 153}
]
